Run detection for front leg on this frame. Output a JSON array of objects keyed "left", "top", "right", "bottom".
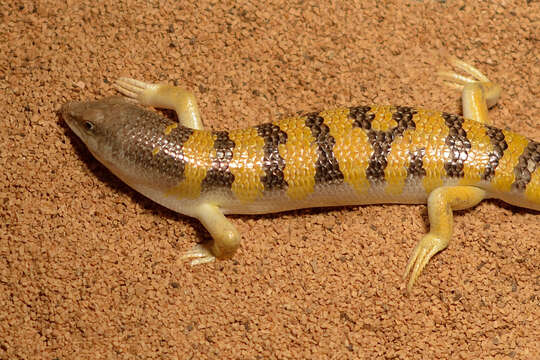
[
  {"left": 182, "top": 203, "right": 241, "bottom": 266},
  {"left": 403, "top": 186, "right": 486, "bottom": 292},
  {"left": 114, "top": 77, "right": 204, "bottom": 130}
]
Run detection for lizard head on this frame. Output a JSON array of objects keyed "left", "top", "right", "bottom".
[
  {"left": 61, "top": 96, "right": 138, "bottom": 166},
  {"left": 61, "top": 96, "right": 184, "bottom": 192},
  {"left": 62, "top": 96, "right": 127, "bottom": 152}
]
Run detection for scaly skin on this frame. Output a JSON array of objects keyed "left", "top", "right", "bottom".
[{"left": 61, "top": 57, "right": 539, "bottom": 292}]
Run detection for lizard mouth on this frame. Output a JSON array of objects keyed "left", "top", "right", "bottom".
[{"left": 61, "top": 101, "right": 85, "bottom": 139}]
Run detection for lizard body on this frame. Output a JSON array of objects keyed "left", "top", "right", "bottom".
[{"left": 62, "top": 57, "right": 539, "bottom": 291}]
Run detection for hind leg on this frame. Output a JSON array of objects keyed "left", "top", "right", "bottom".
[
  {"left": 438, "top": 55, "right": 501, "bottom": 125},
  {"left": 403, "top": 186, "right": 486, "bottom": 292}
]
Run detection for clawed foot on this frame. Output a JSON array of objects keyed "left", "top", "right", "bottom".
[
  {"left": 114, "top": 77, "right": 158, "bottom": 103},
  {"left": 403, "top": 233, "right": 449, "bottom": 292},
  {"left": 437, "top": 54, "right": 501, "bottom": 108},
  {"left": 438, "top": 55, "right": 490, "bottom": 87},
  {"left": 181, "top": 243, "right": 217, "bottom": 266}
]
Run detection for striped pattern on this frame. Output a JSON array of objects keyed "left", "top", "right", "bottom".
[
  {"left": 525, "top": 142, "right": 540, "bottom": 203},
  {"left": 406, "top": 148, "right": 427, "bottom": 183},
  {"left": 442, "top": 113, "right": 471, "bottom": 179},
  {"left": 274, "top": 115, "right": 319, "bottom": 200},
  {"left": 114, "top": 104, "right": 537, "bottom": 210},
  {"left": 228, "top": 127, "right": 266, "bottom": 202},
  {"left": 324, "top": 107, "right": 372, "bottom": 195},
  {"left": 483, "top": 125, "right": 507, "bottom": 181},
  {"left": 201, "top": 131, "right": 235, "bottom": 192},
  {"left": 512, "top": 140, "right": 540, "bottom": 191},
  {"left": 255, "top": 123, "right": 288, "bottom": 191},
  {"left": 489, "top": 131, "right": 530, "bottom": 194},
  {"left": 304, "top": 113, "right": 344, "bottom": 186},
  {"left": 166, "top": 130, "right": 214, "bottom": 199}
]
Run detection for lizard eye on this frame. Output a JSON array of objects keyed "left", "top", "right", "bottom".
[{"left": 83, "top": 121, "right": 95, "bottom": 132}]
